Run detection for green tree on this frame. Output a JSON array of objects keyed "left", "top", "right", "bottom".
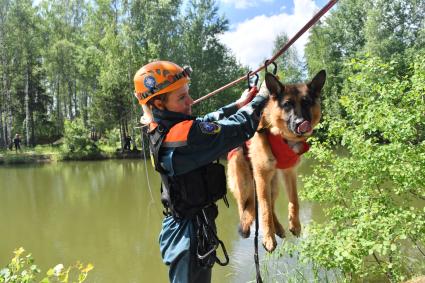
[
  {"left": 365, "top": 0, "right": 425, "bottom": 62},
  {"left": 0, "top": 0, "right": 248, "bottom": 150},
  {"left": 178, "top": 0, "right": 245, "bottom": 115},
  {"left": 87, "top": 0, "right": 133, "bottom": 149},
  {"left": 298, "top": 54, "right": 425, "bottom": 281},
  {"left": 304, "top": 0, "right": 367, "bottom": 123},
  {"left": 0, "top": 0, "right": 13, "bottom": 147},
  {"left": 40, "top": 0, "right": 88, "bottom": 132},
  {"left": 63, "top": 118, "right": 97, "bottom": 154},
  {"left": 128, "top": 0, "right": 182, "bottom": 62},
  {"left": 272, "top": 32, "right": 303, "bottom": 83},
  {"left": 3, "top": 0, "right": 45, "bottom": 146}
]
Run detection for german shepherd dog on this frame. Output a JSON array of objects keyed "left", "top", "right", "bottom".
[{"left": 227, "top": 70, "right": 326, "bottom": 252}]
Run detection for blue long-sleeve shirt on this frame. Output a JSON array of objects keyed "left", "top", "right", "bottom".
[{"left": 153, "top": 95, "right": 268, "bottom": 176}]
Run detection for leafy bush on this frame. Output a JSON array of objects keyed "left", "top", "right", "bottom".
[
  {"left": 63, "top": 119, "right": 96, "bottom": 153},
  {"left": 61, "top": 119, "right": 103, "bottom": 160},
  {"left": 297, "top": 54, "right": 425, "bottom": 281},
  {"left": 98, "top": 128, "right": 121, "bottom": 150},
  {"left": 0, "top": 247, "right": 93, "bottom": 283}
]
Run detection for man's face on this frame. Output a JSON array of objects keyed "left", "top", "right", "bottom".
[{"left": 163, "top": 84, "right": 193, "bottom": 115}]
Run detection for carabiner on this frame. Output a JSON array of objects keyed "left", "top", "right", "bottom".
[
  {"left": 247, "top": 71, "right": 259, "bottom": 90},
  {"left": 264, "top": 60, "right": 278, "bottom": 75},
  {"left": 197, "top": 242, "right": 219, "bottom": 260},
  {"left": 215, "top": 239, "right": 230, "bottom": 266}
]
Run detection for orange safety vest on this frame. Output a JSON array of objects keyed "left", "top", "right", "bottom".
[{"left": 162, "top": 120, "right": 194, "bottom": 148}]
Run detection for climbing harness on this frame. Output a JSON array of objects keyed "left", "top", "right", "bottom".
[
  {"left": 195, "top": 205, "right": 230, "bottom": 267},
  {"left": 159, "top": 161, "right": 228, "bottom": 219},
  {"left": 193, "top": 0, "right": 339, "bottom": 105}
]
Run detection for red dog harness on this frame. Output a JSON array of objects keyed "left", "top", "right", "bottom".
[{"left": 227, "top": 131, "right": 309, "bottom": 169}]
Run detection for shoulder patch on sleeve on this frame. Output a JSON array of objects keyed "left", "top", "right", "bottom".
[{"left": 198, "top": 122, "right": 221, "bottom": 134}]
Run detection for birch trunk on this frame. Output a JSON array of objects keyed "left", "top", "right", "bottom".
[
  {"left": 25, "top": 65, "right": 31, "bottom": 146},
  {"left": 0, "top": 106, "right": 4, "bottom": 148},
  {"left": 1, "top": 58, "right": 5, "bottom": 148},
  {"left": 1, "top": 50, "right": 12, "bottom": 145},
  {"left": 3, "top": 62, "right": 12, "bottom": 145},
  {"left": 82, "top": 89, "right": 88, "bottom": 127},
  {"left": 68, "top": 81, "right": 74, "bottom": 120},
  {"left": 119, "top": 120, "right": 124, "bottom": 151},
  {"left": 6, "top": 87, "right": 12, "bottom": 144},
  {"left": 73, "top": 79, "right": 78, "bottom": 118},
  {"left": 56, "top": 75, "right": 61, "bottom": 134}
]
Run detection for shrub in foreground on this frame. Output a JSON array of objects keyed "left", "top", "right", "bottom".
[{"left": 0, "top": 247, "right": 93, "bottom": 283}]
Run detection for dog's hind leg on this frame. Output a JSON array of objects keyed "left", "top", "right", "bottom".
[
  {"left": 239, "top": 191, "right": 255, "bottom": 238},
  {"left": 271, "top": 174, "right": 285, "bottom": 239},
  {"left": 282, "top": 168, "right": 301, "bottom": 236},
  {"left": 227, "top": 148, "right": 255, "bottom": 238},
  {"left": 254, "top": 169, "right": 277, "bottom": 252}
]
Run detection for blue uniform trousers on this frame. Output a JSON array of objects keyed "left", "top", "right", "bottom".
[{"left": 159, "top": 216, "right": 212, "bottom": 283}]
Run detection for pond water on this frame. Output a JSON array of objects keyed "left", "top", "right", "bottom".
[{"left": 0, "top": 159, "right": 326, "bottom": 282}]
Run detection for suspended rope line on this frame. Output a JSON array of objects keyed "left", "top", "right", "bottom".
[
  {"left": 254, "top": 177, "right": 263, "bottom": 283},
  {"left": 139, "top": 126, "right": 155, "bottom": 204},
  {"left": 193, "top": 0, "right": 339, "bottom": 105}
]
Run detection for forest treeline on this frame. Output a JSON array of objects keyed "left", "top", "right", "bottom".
[
  {"left": 0, "top": 0, "right": 424, "bottom": 151},
  {"left": 0, "top": 0, "right": 247, "bottom": 149}
]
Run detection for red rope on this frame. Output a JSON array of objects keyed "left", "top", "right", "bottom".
[{"left": 193, "top": 0, "right": 339, "bottom": 105}]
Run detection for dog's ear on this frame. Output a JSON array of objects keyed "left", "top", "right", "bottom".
[
  {"left": 308, "top": 70, "right": 326, "bottom": 97},
  {"left": 265, "top": 73, "right": 284, "bottom": 97}
]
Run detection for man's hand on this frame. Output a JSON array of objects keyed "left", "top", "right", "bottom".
[{"left": 236, "top": 86, "right": 258, "bottom": 108}]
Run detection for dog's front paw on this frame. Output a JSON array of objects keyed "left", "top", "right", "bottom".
[
  {"left": 289, "top": 218, "right": 301, "bottom": 237},
  {"left": 262, "top": 235, "right": 277, "bottom": 252},
  {"left": 238, "top": 223, "right": 251, "bottom": 238}
]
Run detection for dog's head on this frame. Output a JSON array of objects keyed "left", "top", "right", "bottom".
[{"left": 262, "top": 70, "right": 326, "bottom": 141}]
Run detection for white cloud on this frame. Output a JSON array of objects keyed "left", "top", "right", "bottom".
[
  {"left": 220, "top": 0, "right": 274, "bottom": 9},
  {"left": 219, "top": 0, "right": 319, "bottom": 69}
]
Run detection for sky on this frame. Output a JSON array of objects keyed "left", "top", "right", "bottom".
[{"left": 215, "top": 0, "right": 331, "bottom": 69}]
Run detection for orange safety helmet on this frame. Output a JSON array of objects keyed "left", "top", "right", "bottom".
[{"left": 134, "top": 61, "right": 192, "bottom": 105}]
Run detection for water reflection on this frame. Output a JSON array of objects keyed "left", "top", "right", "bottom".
[{"left": 0, "top": 159, "right": 323, "bottom": 283}]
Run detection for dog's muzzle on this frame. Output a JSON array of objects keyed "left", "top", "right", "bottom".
[{"left": 296, "top": 120, "right": 312, "bottom": 135}]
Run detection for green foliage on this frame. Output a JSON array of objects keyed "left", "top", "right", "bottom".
[
  {"left": 62, "top": 119, "right": 100, "bottom": 158},
  {"left": 178, "top": 0, "right": 246, "bottom": 116},
  {"left": 0, "top": 247, "right": 40, "bottom": 282},
  {"left": 364, "top": 0, "right": 425, "bottom": 61},
  {"left": 261, "top": 239, "right": 343, "bottom": 282},
  {"left": 298, "top": 54, "right": 425, "bottom": 281},
  {"left": 304, "top": 0, "right": 424, "bottom": 141},
  {"left": 305, "top": 0, "right": 367, "bottom": 121},
  {"left": 1, "top": 0, "right": 245, "bottom": 150},
  {"left": 98, "top": 128, "right": 121, "bottom": 151},
  {"left": 272, "top": 33, "right": 304, "bottom": 83},
  {"left": 0, "top": 247, "right": 93, "bottom": 283}
]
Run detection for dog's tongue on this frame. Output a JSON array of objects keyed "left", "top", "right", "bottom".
[{"left": 297, "top": 121, "right": 312, "bottom": 134}]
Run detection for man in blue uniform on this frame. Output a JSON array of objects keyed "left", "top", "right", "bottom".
[{"left": 134, "top": 61, "right": 269, "bottom": 283}]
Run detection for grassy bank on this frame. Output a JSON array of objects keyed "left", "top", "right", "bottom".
[{"left": 0, "top": 145, "right": 144, "bottom": 165}]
